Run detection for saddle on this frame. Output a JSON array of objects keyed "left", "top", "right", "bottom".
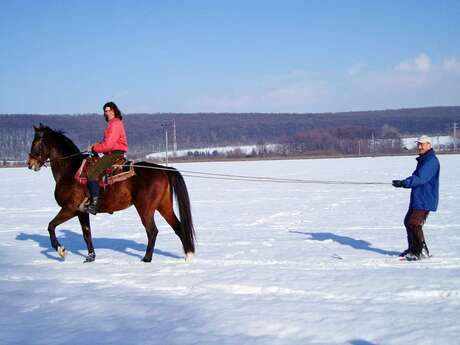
[{"left": 74, "top": 156, "right": 136, "bottom": 188}]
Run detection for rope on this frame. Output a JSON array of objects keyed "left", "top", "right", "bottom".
[{"left": 115, "top": 163, "right": 390, "bottom": 186}]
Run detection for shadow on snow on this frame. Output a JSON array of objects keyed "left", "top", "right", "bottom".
[
  {"left": 16, "top": 229, "right": 182, "bottom": 261},
  {"left": 290, "top": 230, "right": 399, "bottom": 257}
]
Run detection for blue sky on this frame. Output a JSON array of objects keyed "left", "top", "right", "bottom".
[{"left": 1, "top": 0, "right": 459, "bottom": 114}]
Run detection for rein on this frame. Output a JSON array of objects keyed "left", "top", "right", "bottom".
[{"left": 29, "top": 152, "right": 85, "bottom": 167}]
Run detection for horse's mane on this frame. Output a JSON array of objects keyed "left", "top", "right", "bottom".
[{"left": 41, "top": 125, "right": 80, "bottom": 155}]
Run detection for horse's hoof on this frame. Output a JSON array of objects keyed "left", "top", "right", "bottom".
[
  {"left": 57, "top": 246, "right": 66, "bottom": 258},
  {"left": 142, "top": 257, "right": 152, "bottom": 263},
  {"left": 185, "top": 252, "right": 193, "bottom": 263},
  {"left": 84, "top": 253, "right": 96, "bottom": 263}
]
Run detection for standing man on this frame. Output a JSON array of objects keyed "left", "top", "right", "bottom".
[
  {"left": 85, "top": 102, "right": 129, "bottom": 215},
  {"left": 392, "top": 135, "right": 440, "bottom": 261}
]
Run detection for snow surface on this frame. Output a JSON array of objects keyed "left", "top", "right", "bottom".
[{"left": 1, "top": 155, "right": 459, "bottom": 345}]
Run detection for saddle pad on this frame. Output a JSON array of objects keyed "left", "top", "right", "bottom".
[{"left": 74, "top": 158, "right": 135, "bottom": 187}]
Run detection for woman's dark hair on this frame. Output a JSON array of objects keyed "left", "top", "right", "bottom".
[{"left": 103, "top": 101, "right": 123, "bottom": 120}]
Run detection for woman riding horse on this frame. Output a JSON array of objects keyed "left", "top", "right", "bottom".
[
  {"left": 86, "top": 102, "right": 128, "bottom": 215},
  {"left": 27, "top": 124, "right": 195, "bottom": 263}
]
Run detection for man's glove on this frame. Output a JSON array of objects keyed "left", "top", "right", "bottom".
[{"left": 392, "top": 180, "right": 403, "bottom": 188}]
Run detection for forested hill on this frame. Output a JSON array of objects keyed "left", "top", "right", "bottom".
[{"left": 1, "top": 106, "right": 460, "bottom": 160}]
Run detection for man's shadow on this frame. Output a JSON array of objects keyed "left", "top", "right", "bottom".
[
  {"left": 290, "top": 231, "right": 400, "bottom": 256},
  {"left": 16, "top": 229, "right": 182, "bottom": 261}
]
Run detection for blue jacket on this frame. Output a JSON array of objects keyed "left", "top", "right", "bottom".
[{"left": 402, "top": 149, "right": 440, "bottom": 211}]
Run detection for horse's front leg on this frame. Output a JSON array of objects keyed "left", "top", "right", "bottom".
[
  {"left": 48, "top": 208, "right": 77, "bottom": 259},
  {"left": 77, "top": 212, "right": 96, "bottom": 263}
]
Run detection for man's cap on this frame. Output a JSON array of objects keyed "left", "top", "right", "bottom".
[{"left": 415, "top": 135, "right": 432, "bottom": 144}]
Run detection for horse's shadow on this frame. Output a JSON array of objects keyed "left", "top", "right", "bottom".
[
  {"left": 16, "top": 229, "right": 182, "bottom": 261},
  {"left": 290, "top": 231, "right": 400, "bottom": 257}
]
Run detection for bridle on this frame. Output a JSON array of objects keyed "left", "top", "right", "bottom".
[
  {"left": 28, "top": 137, "right": 83, "bottom": 168},
  {"left": 28, "top": 139, "right": 49, "bottom": 167}
]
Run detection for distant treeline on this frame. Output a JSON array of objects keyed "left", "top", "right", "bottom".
[{"left": 1, "top": 106, "right": 459, "bottom": 161}]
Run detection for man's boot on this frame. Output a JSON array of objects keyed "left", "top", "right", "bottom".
[
  {"left": 87, "top": 180, "right": 99, "bottom": 215},
  {"left": 422, "top": 242, "right": 430, "bottom": 258}
]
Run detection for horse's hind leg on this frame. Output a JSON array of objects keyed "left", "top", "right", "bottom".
[
  {"left": 142, "top": 217, "right": 159, "bottom": 263},
  {"left": 158, "top": 202, "right": 194, "bottom": 261},
  {"left": 135, "top": 206, "right": 158, "bottom": 263},
  {"left": 144, "top": 220, "right": 159, "bottom": 263},
  {"left": 77, "top": 212, "right": 96, "bottom": 263},
  {"left": 48, "top": 208, "right": 76, "bottom": 258}
]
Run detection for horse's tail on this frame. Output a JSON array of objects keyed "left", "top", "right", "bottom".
[{"left": 166, "top": 168, "right": 196, "bottom": 254}]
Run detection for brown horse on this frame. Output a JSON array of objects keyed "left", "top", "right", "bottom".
[{"left": 27, "top": 124, "right": 195, "bottom": 263}]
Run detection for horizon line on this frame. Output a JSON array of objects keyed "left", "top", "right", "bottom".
[{"left": 1, "top": 105, "right": 460, "bottom": 117}]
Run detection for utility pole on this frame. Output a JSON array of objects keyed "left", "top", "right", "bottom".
[
  {"left": 172, "top": 119, "right": 177, "bottom": 157},
  {"left": 454, "top": 122, "right": 457, "bottom": 152},
  {"left": 371, "top": 132, "right": 375, "bottom": 156},
  {"left": 161, "top": 123, "right": 169, "bottom": 166}
]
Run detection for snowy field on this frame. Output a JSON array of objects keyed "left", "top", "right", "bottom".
[{"left": 1, "top": 155, "right": 459, "bottom": 345}]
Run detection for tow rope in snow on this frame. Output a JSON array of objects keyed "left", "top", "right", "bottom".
[{"left": 115, "top": 163, "right": 390, "bottom": 186}]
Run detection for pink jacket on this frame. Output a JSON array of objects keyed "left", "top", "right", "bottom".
[{"left": 93, "top": 118, "right": 129, "bottom": 153}]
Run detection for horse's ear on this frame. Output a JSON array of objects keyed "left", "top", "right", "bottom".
[
  {"left": 39, "top": 123, "right": 44, "bottom": 128},
  {"left": 34, "top": 124, "right": 45, "bottom": 137}
]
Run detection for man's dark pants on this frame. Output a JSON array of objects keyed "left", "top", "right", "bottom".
[{"left": 404, "top": 209, "right": 429, "bottom": 255}]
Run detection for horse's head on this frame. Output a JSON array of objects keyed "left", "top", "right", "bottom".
[{"left": 27, "top": 124, "right": 50, "bottom": 171}]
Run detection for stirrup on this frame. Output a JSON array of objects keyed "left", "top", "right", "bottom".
[{"left": 86, "top": 197, "right": 98, "bottom": 215}]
